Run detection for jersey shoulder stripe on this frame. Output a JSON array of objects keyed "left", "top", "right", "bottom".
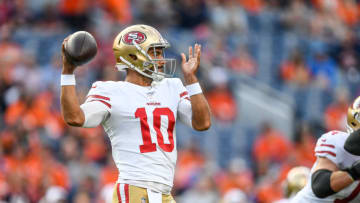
[
  {"left": 85, "top": 81, "right": 117, "bottom": 111},
  {"left": 315, "top": 130, "right": 348, "bottom": 165},
  {"left": 315, "top": 150, "right": 336, "bottom": 157},
  {"left": 87, "top": 95, "right": 110, "bottom": 101},
  {"left": 87, "top": 99, "right": 111, "bottom": 108}
]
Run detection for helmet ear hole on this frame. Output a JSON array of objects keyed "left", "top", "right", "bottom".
[
  {"left": 129, "top": 54, "right": 137, "bottom": 60},
  {"left": 352, "top": 122, "right": 357, "bottom": 127}
]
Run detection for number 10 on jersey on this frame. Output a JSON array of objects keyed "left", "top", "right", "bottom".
[{"left": 135, "top": 107, "right": 175, "bottom": 153}]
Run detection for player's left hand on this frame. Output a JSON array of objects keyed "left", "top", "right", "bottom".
[{"left": 181, "top": 44, "right": 201, "bottom": 77}]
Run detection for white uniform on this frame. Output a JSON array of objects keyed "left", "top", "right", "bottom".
[
  {"left": 292, "top": 130, "right": 360, "bottom": 203},
  {"left": 80, "top": 78, "right": 192, "bottom": 194},
  {"left": 275, "top": 199, "right": 291, "bottom": 203}
]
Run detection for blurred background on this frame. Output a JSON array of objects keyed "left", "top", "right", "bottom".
[{"left": 0, "top": 0, "right": 359, "bottom": 202}]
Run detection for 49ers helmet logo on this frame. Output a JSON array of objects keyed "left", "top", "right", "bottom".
[{"left": 123, "top": 31, "right": 146, "bottom": 45}]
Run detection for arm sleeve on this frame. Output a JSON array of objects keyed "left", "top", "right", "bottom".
[
  {"left": 80, "top": 102, "right": 109, "bottom": 128},
  {"left": 311, "top": 169, "right": 336, "bottom": 198},
  {"left": 80, "top": 81, "right": 112, "bottom": 128},
  {"left": 175, "top": 79, "right": 192, "bottom": 128}
]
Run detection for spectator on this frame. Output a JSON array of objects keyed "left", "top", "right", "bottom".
[
  {"left": 206, "top": 67, "right": 237, "bottom": 123},
  {"left": 324, "top": 88, "right": 349, "bottom": 131},
  {"left": 217, "top": 158, "right": 254, "bottom": 196},
  {"left": 59, "top": 0, "right": 91, "bottom": 29},
  {"left": 179, "top": 174, "right": 219, "bottom": 203},
  {"left": 253, "top": 123, "right": 293, "bottom": 177},
  {"left": 172, "top": 0, "right": 208, "bottom": 29},
  {"left": 307, "top": 45, "right": 338, "bottom": 89},
  {"left": 292, "top": 123, "right": 316, "bottom": 167},
  {"left": 228, "top": 46, "right": 257, "bottom": 76},
  {"left": 221, "top": 188, "right": 249, "bottom": 203},
  {"left": 280, "top": 50, "right": 311, "bottom": 87}
]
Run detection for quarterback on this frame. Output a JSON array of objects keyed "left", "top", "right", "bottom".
[
  {"left": 60, "top": 25, "right": 211, "bottom": 203},
  {"left": 291, "top": 97, "right": 360, "bottom": 203}
]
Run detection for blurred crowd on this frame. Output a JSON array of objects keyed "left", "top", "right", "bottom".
[{"left": 1, "top": 0, "right": 360, "bottom": 202}]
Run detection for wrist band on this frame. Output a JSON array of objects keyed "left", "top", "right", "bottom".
[
  {"left": 61, "top": 74, "right": 76, "bottom": 86},
  {"left": 186, "top": 82, "right": 202, "bottom": 96}
]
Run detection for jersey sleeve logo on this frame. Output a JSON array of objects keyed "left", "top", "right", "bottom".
[
  {"left": 180, "top": 91, "right": 188, "bottom": 98},
  {"left": 180, "top": 91, "right": 190, "bottom": 101}
]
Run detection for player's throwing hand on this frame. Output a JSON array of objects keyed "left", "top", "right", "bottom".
[{"left": 61, "top": 37, "right": 77, "bottom": 74}]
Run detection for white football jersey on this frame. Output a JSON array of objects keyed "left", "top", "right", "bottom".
[
  {"left": 292, "top": 130, "right": 360, "bottom": 203},
  {"left": 274, "top": 199, "right": 291, "bottom": 203},
  {"left": 82, "top": 78, "right": 192, "bottom": 189}
]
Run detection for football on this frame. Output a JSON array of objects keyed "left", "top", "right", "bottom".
[{"left": 64, "top": 31, "right": 97, "bottom": 66}]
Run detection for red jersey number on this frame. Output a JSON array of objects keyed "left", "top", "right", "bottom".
[{"left": 135, "top": 107, "right": 175, "bottom": 153}]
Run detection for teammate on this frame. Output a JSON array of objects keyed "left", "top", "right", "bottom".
[
  {"left": 60, "top": 25, "right": 211, "bottom": 203},
  {"left": 291, "top": 96, "right": 360, "bottom": 202},
  {"left": 274, "top": 166, "right": 310, "bottom": 203}
]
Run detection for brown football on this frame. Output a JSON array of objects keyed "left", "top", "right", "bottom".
[{"left": 64, "top": 31, "right": 97, "bottom": 66}]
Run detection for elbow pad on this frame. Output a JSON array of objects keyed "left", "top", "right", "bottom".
[
  {"left": 344, "top": 129, "right": 360, "bottom": 156},
  {"left": 311, "top": 169, "right": 336, "bottom": 198}
]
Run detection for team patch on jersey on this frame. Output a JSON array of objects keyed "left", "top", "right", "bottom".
[{"left": 123, "top": 31, "right": 146, "bottom": 45}]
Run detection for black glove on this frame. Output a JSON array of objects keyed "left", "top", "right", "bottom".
[
  {"left": 344, "top": 129, "right": 360, "bottom": 156},
  {"left": 346, "top": 160, "right": 360, "bottom": 180}
]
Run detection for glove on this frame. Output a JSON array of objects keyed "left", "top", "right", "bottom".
[{"left": 346, "top": 160, "right": 360, "bottom": 180}]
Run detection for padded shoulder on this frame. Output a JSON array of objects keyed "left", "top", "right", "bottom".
[
  {"left": 314, "top": 130, "right": 348, "bottom": 166},
  {"left": 84, "top": 81, "right": 116, "bottom": 110}
]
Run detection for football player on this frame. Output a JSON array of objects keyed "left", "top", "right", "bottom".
[
  {"left": 274, "top": 166, "right": 310, "bottom": 203},
  {"left": 60, "top": 25, "right": 211, "bottom": 203},
  {"left": 291, "top": 96, "right": 360, "bottom": 202}
]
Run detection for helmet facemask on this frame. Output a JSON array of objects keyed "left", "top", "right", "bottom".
[{"left": 116, "top": 39, "right": 176, "bottom": 82}]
